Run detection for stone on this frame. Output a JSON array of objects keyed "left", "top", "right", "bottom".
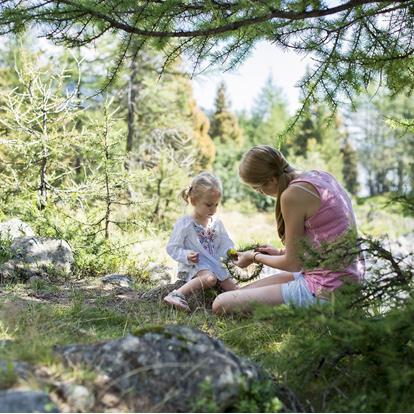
[
  {"left": 0, "top": 219, "right": 35, "bottom": 241},
  {"left": 0, "top": 360, "right": 33, "bottom": 388},
  {"left": 139, "top": 279, "right": 219, "bottom": 311},
  {"left": 146, "top": 262, "right": 173, "bottom": 285},
  {"left": 139, "top": 280, "right": 185, "bottom": 301},
  {"left": 61, "top": 383, "right": 95, "bottom": 412},
  {"left": 0, "top": 237, "right": 74, "bottom": 282},
  {"left": 101, "top": 274, "right": 133, "bottom": 289},
  {"left": 54, "top": 325, "right": 288, "bottom": 412},
  {"left": 0, "top": 389, "right": 59, "bottom": 413}
]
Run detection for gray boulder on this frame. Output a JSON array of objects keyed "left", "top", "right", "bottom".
[
  {"left": 0, "top": 360, "right": 32, "bottom": 388},
  {"left": 101, "top": 274, "right": 133, "bottom": 289},
  {"left": 0, "top": 237, "right": 74, "bottom": 282},
  {"left": 55, "top": 325, "right": 283, "bottom": 412},
  {"left": 146, "top": 262, "right": 173, "bottom": 285},
  {"left": 0, "top": 390, "right": 59, "bottom": 413},
  {"left": 139, "top": 280, "right": 218, "bottom": 311},
  {"left": 139, "top": 280, "right": 185, "bottom": 301},
  {"left": 60, "top": 383, "right": 95, "bottom": 412},
  {"left": 0, "top": 219, "right": 35, "bottom": 241}
]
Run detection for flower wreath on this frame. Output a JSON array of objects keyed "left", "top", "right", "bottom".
[{"left": 223, "top": 244, "right": 264, "bottom": 282}]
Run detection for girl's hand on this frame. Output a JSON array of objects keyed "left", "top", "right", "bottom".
[
  {"left": 233, "top": 250, "right": 255, "bottom": 268},
  {"left": 255, "top": 245, "right": 283, "bottom": 256},
  {"left": 187, "top": 251, "right": 199, "bottom": 263}
]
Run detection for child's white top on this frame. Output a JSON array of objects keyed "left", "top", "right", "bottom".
[{"left": 166, "top": 215, "right": 234, "bottom": 281}]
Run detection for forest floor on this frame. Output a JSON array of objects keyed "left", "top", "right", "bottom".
[{"left": 0, "top": 195, "right": 413, "bottom": 412}]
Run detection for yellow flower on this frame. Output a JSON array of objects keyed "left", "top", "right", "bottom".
[{"left": 227, "top": 248, "right": 238, "bottom": 258}]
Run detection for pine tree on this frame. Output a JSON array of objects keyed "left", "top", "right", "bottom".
[
  {"left": 248, "top": 74, "right": 290, "bottom": 148},
  {"left": 209, "top": 82, "right": 243, "bottom": 147},
  {"left": 0, "top": 48, "right": 82, "bottom": 210},
  {"left": 290, "top": 92, "right": 322, "bottom": 157},
  {"left": 190, "top": 98, "right": 216, "bottom": 170},
  {"left": 3, "top": 1, "right": 412, "bottom": 108}
]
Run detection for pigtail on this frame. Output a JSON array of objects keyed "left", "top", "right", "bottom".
[
  {"left": 179, "top": 186, "right": 192, "bottom": 204},
  {"left": 179, "top": 172, "right": 222, "bottom": 205}
]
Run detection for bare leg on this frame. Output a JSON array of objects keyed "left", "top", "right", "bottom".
[
  {"left": 176, "top": 270, "right": 217, "bottom": 297},
  {"left": 219, "top": 278, "right": 239, "bottom": 292},
  {"left": 212, "top": 283, "right": 286, "bottom": 315},
  {"left": 239, "top": 272, "right": 294, "bottom": 290}
]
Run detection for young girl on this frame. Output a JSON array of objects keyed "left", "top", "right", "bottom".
[
  {"left": 212, "top": 145, "right": 365, "bottom": 314},
  {"left": 164, "top": 171, "right": 238, "bottom": 311}
]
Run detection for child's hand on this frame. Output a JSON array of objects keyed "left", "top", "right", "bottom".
[
  {"left": 255, "top": 245, "right": 283, "bottom": 256},
  {"left": 187, "top": 251, "right": 199, "bottom": 263},
  {"left": 233, "top": 250, "right": 254, "bottom": 268}
]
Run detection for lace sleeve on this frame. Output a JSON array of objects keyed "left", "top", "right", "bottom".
[
  {"left": 166, "top": 219, "right": 193, "bottom": 265},
  {"left": 216, "top": 219, "right": 234, "bottom": 260}
]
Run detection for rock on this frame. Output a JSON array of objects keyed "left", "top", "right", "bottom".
[
  {"left": 146, "top": 262, "right": 173, "bottom": 285},
  {"left": 0, "top": 389, "right": 59, "bottom": 413},
  {"left": 101, "top": 274, "right": 133, "bottom": 289},
  {"left": 0, "top": 360, "right": 33, "bottom": 388},
  {"left": 0, "top": 237, "right": 74, "bottom": 282},
  {"left": 139, "top": 280, "right": 219, "bottom": 311},
  {"left": 0, "top": 340, "right": 13, "bottom": 349},
  {"left": 54, "top": 325, "right": 285, "bottom": 412},
  {"left": 61, "top": 383, "right": 95, "bottom": 412},
  {"left": 389, "top": 235, "right": 414, "bottom": 262},
  {"left": 139, "top": 280, "right": 185, "bottom": 301},
  {"left": 0, "top": 219, "right": 35, "bottom": 241}
]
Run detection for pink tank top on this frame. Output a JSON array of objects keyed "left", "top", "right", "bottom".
[{"left": 290, "top": 170, "right": 365, "bottom": 295}]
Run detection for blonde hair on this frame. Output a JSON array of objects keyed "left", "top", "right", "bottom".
[
  {"left": 239, "top": 145, "right": 296, "bottom": 243},
  {"left": 180, "top": 171, "right": 222, "bottom": 204}
]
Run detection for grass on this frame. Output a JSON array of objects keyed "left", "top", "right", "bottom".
[{"left": 0, "top": 194, "right": 412, "bottom": 412}]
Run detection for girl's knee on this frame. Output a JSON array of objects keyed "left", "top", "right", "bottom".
[
  {"left": 202, "top": 273, "right": 217, "bottom": 288},
  {"left": 212, "top": 293, "right": 227, "bottom": 315}
]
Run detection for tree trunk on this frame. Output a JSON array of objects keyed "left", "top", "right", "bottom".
[
  {"left": 38, "top": 109, "right": 48, "bottom": 210},
  {"left": 125, "top": 53, "right": 139, "bottom": 170},
  {"left": 397, "top": 160, "right": 404, "bottom": 193}
]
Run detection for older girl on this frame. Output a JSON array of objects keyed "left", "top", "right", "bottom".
[{"left": 212, "top": 145, "right": 364, "bottom": 314}]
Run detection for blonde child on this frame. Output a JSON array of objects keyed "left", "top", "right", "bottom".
[{"left": 164, "top": 172, "right": 238, "bottom": 311}]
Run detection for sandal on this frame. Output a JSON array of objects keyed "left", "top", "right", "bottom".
[{"left": 163, "top": 290, "right": 190, "bottom": 311}]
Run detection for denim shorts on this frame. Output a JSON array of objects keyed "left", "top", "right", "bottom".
[{"left": 281, "top": 272, "right": 329, "bottom": 307}]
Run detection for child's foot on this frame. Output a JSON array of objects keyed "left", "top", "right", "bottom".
[{"left": 163, "top": 290, "right": 190, "bottom": 311}]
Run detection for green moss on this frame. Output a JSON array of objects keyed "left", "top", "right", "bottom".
[
  {"left": 131, "top": 325, "right": 172, "bottom": 338},
  {"left": 0, "top": 361, "right": 18, "bottom": 388}
]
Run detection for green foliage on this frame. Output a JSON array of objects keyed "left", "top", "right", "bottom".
[
  {"left": 213, "top": 143, "right": 274, "bottom": 211},
  {"left": 0, "top": 47, "right": 83, "bottom": 209},
  {"left": 233, "top": 380, "right": 283, "bottom": 413},
  {"left": 190, "top": 97, "right": 216, "bottom": 170},
  {"left": 0, "top": 361, "right": 18, "bottom": 388},
  {"left": 1, "top": 0, "right": 413, "bottom": 109},
  {"left": 210, "top": 82, "right": 244, "bottom": 147},
  {"left": 288, "top": 101, "right": 345, "bottom": 184},
  {"left": 0, "top": 236, "right": 13, "bottom": 266},
  {"left": 241, "top": 75, "right": 290, "bottom": 149},
  {"left": 298, "top": 227, "right": 359, "bottom": 273},
  {"left": 193, "top": 376, "right": 283, "bottom": 413}
]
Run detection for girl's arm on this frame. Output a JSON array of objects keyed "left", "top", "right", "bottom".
[
  {"left": 235, "top": 187, "right": 307, "bottom": 272},
  {"left": 166, "top": 219, "right": 194, "bottom": 265},
  {"left": 255, "top": 245, "right": 284, "bottom": 255}
]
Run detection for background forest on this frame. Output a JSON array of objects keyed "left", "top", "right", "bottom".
[
  {"left": 1, "top": 34, "right": 413, "bottom": 268},
  {"left": 0, "top": 20, "right": 414, "bottom": 412}
]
